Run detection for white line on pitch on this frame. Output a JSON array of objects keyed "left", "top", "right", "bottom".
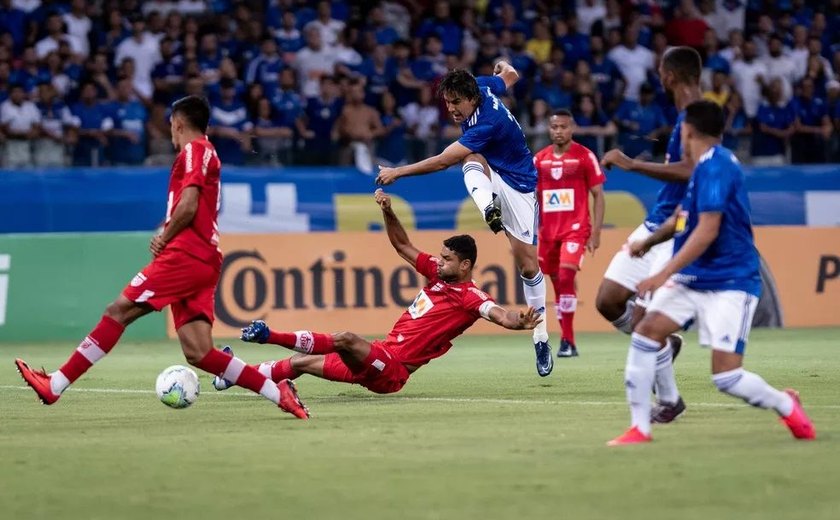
[{"left": 2, "top": 384, "right": 840, "bottom": 409}]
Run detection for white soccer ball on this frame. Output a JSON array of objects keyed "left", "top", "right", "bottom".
[{"left": 155, "top": 365, "right": 200, "bottom": 409}]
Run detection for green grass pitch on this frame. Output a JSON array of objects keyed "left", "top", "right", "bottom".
[{"left": 1, "top": 328, "right": 838, "bottom": 520}]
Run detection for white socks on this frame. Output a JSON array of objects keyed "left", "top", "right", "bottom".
[
  {"left": 463, "top": 161, "right": 494, "bottom": 212},
  {"left": 625, "top": 333, "right": 660, "bottom": 435},
  {"left": 521, "top": 271, "right": 549, "bottom": 342},
  {"left": 611, "top": 299, "right": 636, "bottom": 334},
  {"left": 50, "top": 371, "right": 71, "bottom": 395},
  {"left": 713, "top": 368, "right": 794, "bottom": 417},
  {"left": 654, "top": 344, "right": 680, "bottom": 404}
]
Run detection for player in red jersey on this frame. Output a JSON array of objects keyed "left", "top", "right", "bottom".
[
  {"left": 15, "top": 95, "right": 309, "bottom": 419},
  {"left": 534, "top": 109, "right": 606, "bottom": 358},
  {"left": 211, "top": 189, "right": 543, "bottom": 409}
]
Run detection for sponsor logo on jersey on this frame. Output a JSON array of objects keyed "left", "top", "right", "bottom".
[
  {"left": 543, "top": 189, "right": 574, "bottom": 212},
  {"left": 408, "top": 290, "right": 435, "bottom": 319}
]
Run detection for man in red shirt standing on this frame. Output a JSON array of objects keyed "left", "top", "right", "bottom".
[
  {"left": 534, "top": 109, "right": 606, "bottom": 357},
  {"left": 15, "top": 95, "right": 308, "bottom": 419},
  {"left": 211, "top": 190, "right": 543, "bottom": 410}
]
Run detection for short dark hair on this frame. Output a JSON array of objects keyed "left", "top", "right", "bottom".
[
  {"left": 552, "top": 108, "right": 573, "bottom": 118},
  {"left": 661, "top": 46, "right": 702, "bottom": 85},
  {"left": 684, "top": 100, "right": 725, "bottom": 138},
  {"left": 443, "top": 235, "right": 478, "bottom": 268},
  {"left": 438, "top": 69, "right": 480, "bottom": 101},
  {"left": 171, "top": 95, "right": 211, "bottom": 133}
]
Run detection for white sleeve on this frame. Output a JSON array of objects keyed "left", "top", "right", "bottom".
[{"left": 479, "top": 301, "right": 500, "bottom": 321}]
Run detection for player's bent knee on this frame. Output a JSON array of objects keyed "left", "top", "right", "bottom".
[{"left": 332, "top": 331, "right": 361, "bottom": 349}]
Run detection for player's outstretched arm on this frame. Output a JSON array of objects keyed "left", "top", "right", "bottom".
[
  {"left": 485, "top": 305, "right": 543, "bottom": 331},
  {"left": 376, "top": 142, "right": 472, "bottom": 186},
  {"left": 493, "top": 60, "right": 520, "bottom": 89},
  {"left": 637, "top": 212, "right": 722, "bottom": 295},
  {"left": 601, "top": 149, "right": 693, "bottom": 182},
  {"left": 375, "top": 189, "right": 421, "bottom": 266},
  {"left": 150, "top": 186, "right": 199, "bottom": 256}
]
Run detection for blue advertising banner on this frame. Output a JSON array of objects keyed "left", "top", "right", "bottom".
[{"left": 1, "top": 164, "right": 839, "bottom": 233}]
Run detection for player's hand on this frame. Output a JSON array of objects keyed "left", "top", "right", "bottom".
[
  {"left": 374, "top": 188, "right": 391, "bottom": 210},
  {"left": 628, "top": 240, "right": 650, "bottom": 258},
  {"left": 517, "top": 306, "right": 544, "bottom": 330},
  {"left": 637, "top": 271, "right": 670, "bottom": 299},
  {"left": 149, "top": 234, "right": 167, "bottom": 257},
  {"left": 493, "top": 60, "right": 509, "bottom": 75},
  {"left": 601, "top": 149, "right": 633, "bottom": 170},
  {"left": 375, "top": 165, "right": 401, "bottom": 186},
  {"left": 586, "top": 233, "right": 601, "bottom": 255}
]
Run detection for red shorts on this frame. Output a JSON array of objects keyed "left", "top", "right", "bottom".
[
  {"left": 122, "top": 249, "right": 220, "bottom": 330},
  {"left": 538, "top": 236, "right": 588, "bottom": 274},
  {"left": 322, "top": 341, "right": 410, "bottom": 394}
]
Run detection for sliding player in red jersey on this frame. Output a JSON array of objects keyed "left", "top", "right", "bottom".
[
  {"left": 15, "top": 95, "right": 308, "bottom": 418},
  {"left": 212, "top": 190, "right": 543, "bottom": 412},
  {"left": 534, "top": 109, "right": 606, "bottom": 357}
]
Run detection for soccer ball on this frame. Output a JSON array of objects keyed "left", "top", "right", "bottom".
[{"left": 155, "top": 365, "right": 200, "bottom": 409}]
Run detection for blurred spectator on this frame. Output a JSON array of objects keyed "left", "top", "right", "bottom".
[
  {"left": 366, "top": 5, "right": 399, "bottom": 46},
  {"left": 762, "top": 35, "right": 796, "bottom": 101},
  {"left": 591, "top": 0, "right": 622, "bottom": 38},
  {"left": 391, "top": 39, "right": 424, "bottom": 106},
  {"left": 533, "top": 62, "right": 571, "bottom": 110},
  {"left": 608, "top": 24, "right": 655, "bottom": 101},
  {"left": 86, "top": 51, "right": 116, "bottom": 101},
  {"left": 731, "top": 41, "right": 767, "bottom": 118},
  {"left": 62, "top": 0, "right": 91, "bottom": 58},
  {"left": 270, "top": 68, "right": 306, "bottom": 138},
  {"left": 70, "top": 81, "right": 112, "bottom": 166},
  {"left": 703, "top": 70, "right": 730, "bottom": 106},
  {"left": 11, "top": 0, "right": 38, "bottom": 12},
  {"left": 578, "top": 0, "right": 606, "bottom": 36},
  {"left": 722, "top": 90, "right": 750, "bottom": 158},
  {"left": 400, "top": 84, "right": 438, "bottom": 162},
  {"left": 301, "top": 75, "right": 341, "bottom": 164},
  {"left": 336, "top": 78, "right": 383, "bottom": 172},
  {"left": 376, "top": 91, "right": 406, "bottom": 166},
  {"left": 197, "top": 33, "right": 222, "bottom": 86},
  {"left": 209, "top": 78, "right": 253, "bottom": 166},
  {"left": 305, "top": 0, "right": 344, "bottom": 48},
  {"left": 0, "top": 0, "right": 28, "bottom": 54},
  {"left": 253, "top": 97, "right": 293, "bottom": 166},
  {"left": 246, "top": 37, "right": 284, "bottom": 97},
  {"left": 413, "top": 34, "right": 447, "bottom": 82},
  {"left": 614, "top": 83, "right": 668, "bottom": 159},
  {"left": 523, "top": 98, "right": 550, "bottom": 151},
  {"left": 588, "top": 35, "right": 622, "bottom": 113},
  {"left": 98, "top": 9, "right": 129, "bottom": 51},
  {"left": 108, "top": 78, "right": 148, "bottom": 166},
  {"left": 573, "top": 93, "right": 616, "bottom": 156},
  {"left": 294, "top": 26, "right": 337, "bottom": 99},
  {"left": 526, "top": 18, "right": 552, "bottom": 64},
  {"left": 359, "top": 44, "right": 396, "bottom": 109},
  {"left": 11, "top": 46, "right": 50, "bottom": 94},
  {"left": 665, "top": 0, "right": 709, "bottom": 50},
  {"left": 556, "top": 15, "right": 590, "bottom": 68},
  {"left": 752, "top": 79, "right": 795, "bottom": 166},
  {"left": 493, "top": 2, "right": 529, "bottom": 37},
  {"left": 417, "top": 1, "right": 462, "bottom": 56},
  {"left": 35, "top": 82, "right": 75, "bottom": 167},
  {"left": 274, "top": 11, "right": 304, "bottom": 58},
  {"left": 719, "top": 29, "right": 744, "bottom": 65},
  {"left": 36, "top": 12, "right": 85, "bottom": 60},
  {"left": 115, "top": 15, "right": 161, "bottom": 101},
  {"left": 333, "top": 27, "right": 363, "bottom": 76},
  {"left": 713, "top": 0, "right": 745, "bottom": 41},
  {"left": 0, "top": 84, "right": 40, "bottom": 167},
  {"left": 151, "top": 37, "right": 184, "bottom": 105},
  {"left": 791, "top": 77, "right": 832, "bottom": 164},
  {"left": 43, "top": 51, "right": 71, "bottom": 97},
  {"left": 789, "top": 25, "right": 810, "bottom": 80}
]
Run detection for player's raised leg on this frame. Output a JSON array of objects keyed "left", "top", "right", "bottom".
[
  {"left": 462, "top": 153, "right": 502, "bottom": 233},
  {"left": 15, "top": 295, "right": 150, "bottom": 405},
  {"left": 508, "top": 236, "right": 552, "bottom": 376},
  {"left": 178, "top": 318, "right": 309, "bottom": 419}
]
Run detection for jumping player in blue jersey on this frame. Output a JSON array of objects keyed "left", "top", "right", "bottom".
[
  {"left": 596, "top": 47, "right": 703, "bottom": 422},
  {"left": 375, "top": 62, "right": 554, "bottom": 377},
  {"left": 607, "top": 100, "right": 816, "bottom": 445}
]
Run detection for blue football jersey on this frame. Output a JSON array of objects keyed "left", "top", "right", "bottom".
[
  {"left": 672, "top": 145, "right": 761, "bottom": 296},
  {"left": 644, "top": 111, "right": 689, "bottom": 229},
  {"left": 458, "top": 76, "right": 537, "bottom": 193}
]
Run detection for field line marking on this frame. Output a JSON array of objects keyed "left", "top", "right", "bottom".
[{"left": 2, "top": 385, "right": 840, "bottom": 409}]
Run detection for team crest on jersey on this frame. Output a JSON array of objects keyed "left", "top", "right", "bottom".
[
  {"left": 130, "top": 272, "right": 147, "bottom": 287},
  {"left": 408, "top": 290, "right": 435, "bottom": 319},
  {"left": 566, "top": 242, "right": 580, "bottom": 254},
  {"left": 551, "top": 165, "right": 563, "bottom": 180}
]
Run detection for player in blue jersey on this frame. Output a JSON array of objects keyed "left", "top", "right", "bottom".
[
  {"left": 607, "top": 100, "right": 816, "bottom": 445},
  {"left": 596, "top": 47, "right": 703, "bottom": 422},
  {"left": 375, "top": 62, "right": 553, "bottom": 377}
]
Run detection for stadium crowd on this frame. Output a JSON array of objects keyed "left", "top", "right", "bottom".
[{"left": 0, "top": 0, "right": 838, "bottom": 169}]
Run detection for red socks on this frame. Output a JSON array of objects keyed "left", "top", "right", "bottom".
[
  {"left": 258, "top": 358, "right": 301, "bottom": 382},
  {"left": 57, "top": 315, "right": 125, "bottom": 386},
  {"left": 553, "top": 268, "right": 578, "bottom": 345},
  {"left": 267, "top": 330, "right": 335, "bottom": 354}
]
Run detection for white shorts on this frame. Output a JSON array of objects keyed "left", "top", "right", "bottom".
[
  {"left": 603, "top": 224, "right": 673, "bottom": 294},
  {"left": 647, "top": 282, "right": 758, "bottom": 353},
  {"left": 490, "top": 168, "right": 538, "bottom": 245}
]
